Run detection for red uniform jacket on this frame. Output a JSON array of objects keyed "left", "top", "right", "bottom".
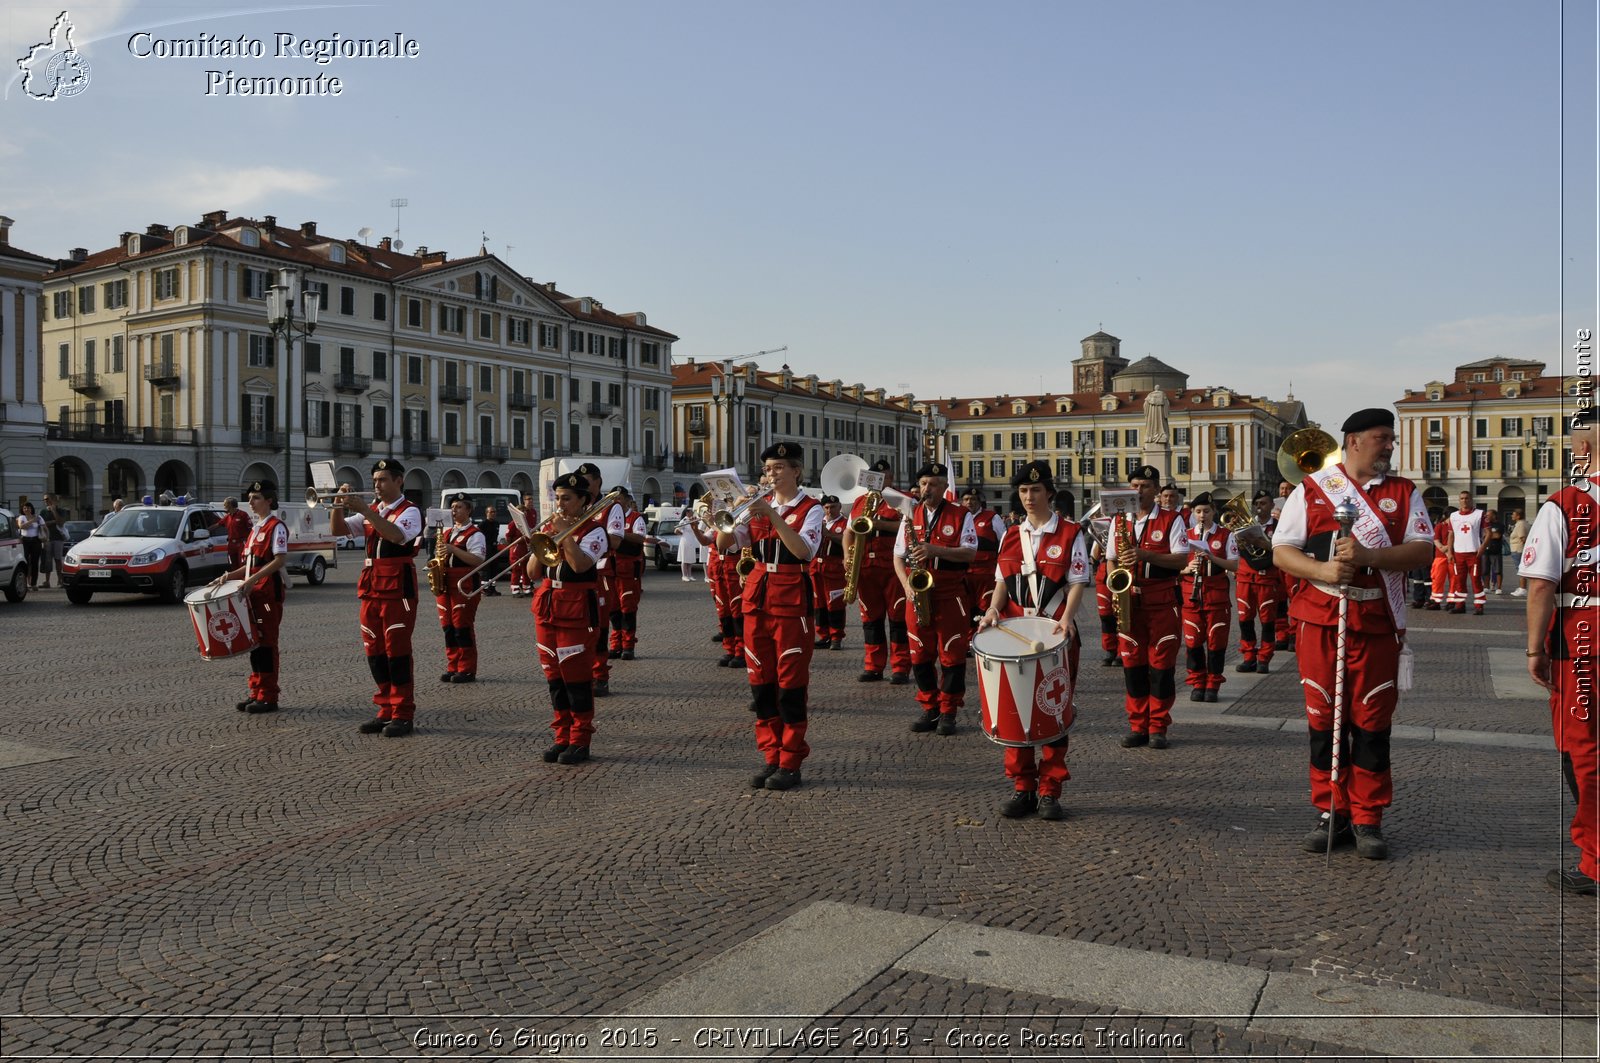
[
  {"left": 359, "top": 499, "right": 420, "bottom": 601},
  {"left": 995, "top": 519, "right": 1086, "bottom": 621},
  {"left": 743, "top": 495, "right": 820, "bottom": 618},
  {"left": 849, "top": 494, "right": 902, "bottom": 570},
  {"left": 908, "top": 500, "right": 971, "bottom": 593}
]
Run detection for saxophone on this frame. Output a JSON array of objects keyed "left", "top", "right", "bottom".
[
  {"left": 427, "top": 524, "right": 452, "bottom": 596},
  {"left": 841, "top": 490, "right": 881, "bottom": 605},
  {"left": 736, "top": 546, "right": 757, "bottom": 582},
  {"left": 907, "top": 508, "right": 934, "bottom": 628},
  {"left": 1105, "top": 514, "right": 1136, "bottom": 634}
]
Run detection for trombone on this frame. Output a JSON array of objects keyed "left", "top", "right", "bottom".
[
  {"left": 451, "top": 500, "right": 544, "bottom": 597},
  {"left": 524, "top": 489, "right": 625, "bottom": 569}
]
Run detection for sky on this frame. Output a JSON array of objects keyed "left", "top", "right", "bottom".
[{"left": 1, "top": 0, "right": 1594, "bottom": 430}]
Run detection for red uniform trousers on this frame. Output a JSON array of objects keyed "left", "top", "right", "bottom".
[
  {"left": 1235, "top": 575, "right": 1279, "bottom": 667},
  {"left": 1001, "top": 619, "right": 1079, "bottom": 799},
  {"left": 1429, "top": 554, "right": 1451, "bottom": 606},
  {"left": 810, "top": 558, "right": 847, "bottom": 642},
  {"left": 855, "top": 561, "right": 912, "bottom": 675},
  {"left": 435, "top": 589, "right": 480, "bottom": 676},
  {"left": 1552, "top": 659, "right": 1599, "bottom": 879},
  {"left": 591, "top": 568, "right": 614, "bottom": 682},
  {"left": 507, "top": 539, "right": 531, "bottom": 593},
  {"left": 1449, "top": 555, "right": 1484, "bottom": 609},
  {"left": 1094, "top": 561, "right": 1118, "bottom": 653},
  {"left": 360, "top": 597, "right": 418, "bottom": 722},
  {"left": 1294, "top": 618, "right": 1401, "bottom": 826},
  {"left": 906, "top": 579, "right": 972, "bottom": 716},
  {"left": 742, "top": 613, "right": 814, "bottom": 772},
  {"left": 1118, "top": 584, "right": 1181, "bottom": 735},
  {"left": 1274, "top": 571, "right": 1295, "bottom": 645},
  {"left": 609, "top": 558, "right": 643, "bottom": 651},
  {"left": 965, "top": 561, "right": 997, "bottom": 626},
  {"left": 534, "top": 583, "right": 598, "bottom": 747},
  {"left": 711, "top": 550, "right": 745, "bottom": 659},
  {"left": 246, "top": 585, "right": 283, "bottom": 703},
  {"left": 1182, "top": 580, "right": 1232, "bottom": 692}
]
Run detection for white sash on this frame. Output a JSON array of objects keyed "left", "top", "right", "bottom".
[{"left": 1307, "top": 465, "right": 1408, "bottom": 631}]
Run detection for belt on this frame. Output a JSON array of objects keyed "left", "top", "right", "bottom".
[{"left": 1310, "top": 580, "right": 1383, "bottom": 601}]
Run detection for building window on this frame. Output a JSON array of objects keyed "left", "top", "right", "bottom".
[
  {"left": 373, "top": 406, "right": 387, "bottom": 441},
  {"left": 592, "top": 425, "right": 602, "bottom": 452},
  {"left": 443, "top": 411, "right": 460, "bottom": 446},
  {"left": 1124, "top": 429, "right": 1138, "bottom": 448},
  {"left": 612, "top": 426, "right": 623, "bottom": 454},
  {"left": 109, "top": 335, "right": 124, "bottom": 372},
  {"left": 339, "top": 286, "right": 355, "bottom": 315},
  {"left": 373, "top": 292, "right": 387, "bottom": 321},
  {"left": 952, "top": 459, "right": 965, "bottom": 478},
  {"left": 569, "top": 330, "right": 583, "bottom": 353},
  {"left": 372, "top": 352, "right": 387, "bottom": 380},
  {"left": 1427, "top": 418, "right": 1443, "bottom": 441},
  {"left": 52, "top": 291, "right": 71, "bottom": 319},
  {"left": 970, "top": 433, "right": 983, "bottom": 451},
  {"left": 509, "top": 318, "right": 530, "bottom": 345},
  {"left": 989, "top": 459, "right": 1005, "bottom": 478},
  {"left": 1055, "top": 431, "right": 1070, "bottom": 447},
  {"left": 1214, "top": 453, "right": 1228, "bottom": 480},
  {"left": 1101, "top": 429, "right": 1117, "bottom": 447},
  {"left": 154, "top": 269, "right": 179, "bottom": 300},
  {"left": 478, "top": 311, "right": 494, "bottom": 339},
  {"left": 440, "top": 306, "right": 464, "bottom": 333},
  {"left": 569, "top": 377, "right": 580, "bottom": 402},
  {"left": 1533, "top": 447, "right": 1556, "bottom": 471},
  {"left": 1012, "top": 459, "right": 1027, "bottom": 475},
  {"left": 609, "top": 336, "right": 621, "bottom": 359},
  {"left": 1532, "top": 416, "right": 1555, "bottom": 436},
  {"left": 247, "top": 335, "right": 275, "bottom": 368},
  {"left": 241, "top": 269, "right": 268, "bottom": 299},
  {"left": 1501, "top": 417, "right": 1522, "bottom": 437},
  {"left": 104, "top": 279, "right": 128, "bottom": 308},
  {"left": 513, "top": 418, "right": 527, "bottom": 450},
  {"left": 407, "top": 298, "right": 423, "bottom": 327},
  {"left": 479, "top": 365, "right": 493, "bottom": 393},
  {"left": 1011, "top": 432, "right": 1027, "bottom": 449},
  {"left": 543, "top": 373, "right": 556, "bottom": 400},
  {"left": 306, "top": 401, "right": 328, "bottom": 437},
  {"left": 1056, "top": 457, "right": 1071, "bottom": 479},
  {"left": 640, "top": 342, "right": 661, "bottom": 365},
  {"left": 1426, "top": 450, "right": 1444, "bottom": 475},
  {"left": 1502, "top": 448, "right": 1522, "bottom": 474},
  {"left": 1474, "top": 418, "right": 1488, "bottom": 439},
  {"left": 1472, "top": 449, "right": 1492, "bottom": 471},
  {"left": 539, "top": 322, "right": 560, "bottom": 350},
  {"left": 1173, "top": 427, "right": 1190, "bottom": 445},
  {"left": 1101, "top": 457, "right": 1118, "bottom": 481},
  {"left": 305, "top": 282, "right": 329, "bottom": 311},
  {"left": 408, "top": 356, "right": 423, "bottom": 385},
  {"left": 161, "top": 334, "right": 174, "bottom": 361},
  {"left": 992, "top": 433, "right": 1002, "bottom": 451},
  {"left": 303, "top": 342, "right": 322, "bottom": 374},
  {"left": 1177, "top": 455, "right": 1190, "bottom": 475}
]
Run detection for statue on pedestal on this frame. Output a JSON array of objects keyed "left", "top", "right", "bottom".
[{"left": 1144, "top": 385, "right": 1170, "bottom": 444}]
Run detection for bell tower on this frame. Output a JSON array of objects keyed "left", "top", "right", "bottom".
[{"left": 1072, "top": 329, "right": 1128, "bottom": 394}]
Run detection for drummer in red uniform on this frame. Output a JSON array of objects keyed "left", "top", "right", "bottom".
[
  {"left": 529, "top": 472, "right": 609, "bottom": 765},
  {"left": 435, "top": 492, "right": 487, "bottom": 683},
  {"left": 811, "top": 495, "right": 848, "bottom": 650},
  {"left": 895, "top": 462, "right": 978, "bottom": 735},
  {"left": 331, "top": 458, "right": 425, "bottom": 738},
  {"left": 218, "top": 480, "right": 288, "bottom": 714},
  {"left": 978, "top": 461, "right": 1092, "bottom": 820},
  {"left": 718, "top": 442, "right": 823, "bottom": 791}
]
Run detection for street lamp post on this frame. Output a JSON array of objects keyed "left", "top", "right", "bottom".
[
  {"left": 1076, "top": 435, "right": 1094, "bottom": 511},
  {"left": 708, "top": 360, "right": 746, "bottom": 474},
  {"left": 1525, "top": 422, "right": 1550, "bottom": 507},
  {"left": 265, "top": 267, "right": 320, "bottom": 498}
]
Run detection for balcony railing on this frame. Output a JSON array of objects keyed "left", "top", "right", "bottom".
[
  {"left": 1423, "top": 467, "right": 1446, "bottom": 480},
  {"left": 334, "top": 435, "right": 372, "bottom": 456},
  {"left": 143, "top": 360, "right": 180, "bottom": 387},
  {"left": 403, "top": 439, "right": 441, "bottom": 457},
  {"left": 333, "top": 371, "right": 371, "bottom": 393},
  {"left": 69, "top": 372, "right": 101, "bottom": 394},
  {"left": 588, "top": 401, "right": 614, "bottom": 417},
  {"left": 242, "top": 430, "right": 286, "bottom": 450},
  {"left": 671, "top": 453, "right": 705, "bottom": 474},
  {"left": 508, "top": 390, "right": 536, "bottom": 410},
  {"left": 476, "top": 444, "right": 509, "bottom": 463},
  {"left": 439, "top": 384, "right": 471, "bottom": 403}
]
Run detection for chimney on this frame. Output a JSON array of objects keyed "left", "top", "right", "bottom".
[
  {"left": 70, "top": 248, "right": 88, "bottom": 263},
  {"left": 262, "top": 215, "right": 276, "bottom": 230},
  {"left": 378, "top": 236, "right": 392, "bottom": 251},
  {"left": 546, "top": 281, "right": 556, "bottom": 292},
  {"left": 201, "top": 210, "right": 227, "bottom": 228},
  {"left": 300, "top": 221, "right": 317, "bottom": 238},
  {"left": 145, "top": 223, "right": 170, "bottom": 238},
  {"left": 0, "top": 216, "right": 11, "bottom": 246},
  {"left": 415, "top": 245, "right": 428, "bottom": 256}
]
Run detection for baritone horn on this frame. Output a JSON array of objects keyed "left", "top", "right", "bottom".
[
  {"left": 525, "top": 489, "right": 624, "bottom": 567},
  {"left": 1214, "top": 491, "right": 1273, "bottom": 571},
  {"left": 1277, "top": 428, "right": 1341, "bottom": 485}
]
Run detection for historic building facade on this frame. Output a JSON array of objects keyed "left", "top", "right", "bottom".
[
  {"left": 39, "top": 212, "right": 678, "bottom": 514},
  {"left": 0, "top": 216, "right": 52, "bottom": 506},
  {"left": 1393, "top": 356, "right": 1584, "bottom": 518}
]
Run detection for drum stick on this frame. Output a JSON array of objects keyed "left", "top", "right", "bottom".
[{"left": 994, "top": 625, "right": 1044, "bottom": 654}]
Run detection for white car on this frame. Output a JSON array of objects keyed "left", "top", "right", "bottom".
[
  {"left": 0, "top": 507, "right": 28, "bottom": 603},
  {"left": 61, "top": 502, "right": 229, "bottom": 604}
]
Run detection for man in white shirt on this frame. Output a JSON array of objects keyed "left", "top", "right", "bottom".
[{"left": 1447, "top": 491, "right": 1487, "bottom": 614}]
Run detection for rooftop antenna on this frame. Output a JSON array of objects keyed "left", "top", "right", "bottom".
[{"left": 390, "top": 197, "right": 407, "bottom": 251}]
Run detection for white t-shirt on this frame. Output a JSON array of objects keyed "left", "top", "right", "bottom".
[
  {"left": 445, "top": 522, "right": 487, "bottom": 558},
  {"left": 1272, "top": 476, "right": 1431, "bottom": 550},
  {"left": 345, "top": 496, "right": 424, "bottom": 543},
  {"left": 1449, "top": 508, "right": 1485, "bottom": 554}
]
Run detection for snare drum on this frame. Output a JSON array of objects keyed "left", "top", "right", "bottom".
[
  {"left": 972, "top": 615, "right": 1074, "bottom": 747},
  {"left": 183, "top": 580, "right": 259, "bottom": 661}
]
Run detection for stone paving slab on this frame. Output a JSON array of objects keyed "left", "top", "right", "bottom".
[{"left": 0, "top": 739, "right": 75, "bottom": 770}]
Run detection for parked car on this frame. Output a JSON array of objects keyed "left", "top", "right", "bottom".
[
  {"left": 643, "top": 518, "right": 682, "bottom": 571},
  {"left": 0, "top": 506, "right": 28, "bottom": 602},
  {"left": 336, "top": 532, "right": 366, "bottom": 550},
  {"left": 60, "top": 501, "right": 229, "bottom": 604},
  {"left": 63, "top": 520, "right": 97, "bottom": 548}
]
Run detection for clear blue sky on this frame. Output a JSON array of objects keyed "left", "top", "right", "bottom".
[{"left": 3, "top": 0, "right": 1593, "bottom": 428}]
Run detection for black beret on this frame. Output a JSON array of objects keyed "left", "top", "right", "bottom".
[
  {"left": 915, "top": 462, "right": 949, "bottom": 480},
  {"left": 244, "top": 480, "right": 276, "bottom": 497},
  {"left": 610, "top": 485, "right": 633, "bottom": 497},
  {"left": 1129, "top": 464, "right": 1162, "bottom": 484},
  {"left": 1252, "top": 490, "right": 1272, "bottom": 503},
  {"left": 1340, "top": 408, "right": 1394, "bottom": 434},
  {"left": 1162, "top": 482, "right": 1181, "bottom": 494},
  {"left": 576, "top": 462, "right": 601, "bottom": 478},
  {"left": 870, "top": 459, "right": 892, "bottom": 472},
  {"left": 447, "top": 492, "right": 469, "bottom": 506},
  {"left": 821, "top": 494, "right": 840, "bottom": 505},
  {"left": 1010, "top": 459, "right": 1054, "bottom": 490},
  {"left": 761, "top": 441, "right": 803, "bottom": 463},
  {"left": 372, "top": 458, "right": 405, "bottom": 476},
  {"left": 1190, "top": 492, "right": 1214, "bottom": 508},
  {"left": 554, "top": 473, "right": 589, "bottom": 494}
]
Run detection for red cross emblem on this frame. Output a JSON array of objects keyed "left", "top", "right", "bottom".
[
  {"left": 207, "top": 610, "right": 242, "bottom": 645},
  {"left": 1035, "top": 665, "right": 1074, "bottom": 726}
]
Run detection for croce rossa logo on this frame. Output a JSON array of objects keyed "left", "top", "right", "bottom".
[{"left": 17, "top": 10, "right": 92, "bottom": 100}]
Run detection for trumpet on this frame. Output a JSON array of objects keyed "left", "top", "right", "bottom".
[
  {"left": 712, "top": 488, "right": 776, "bottom": 533},
  {"left": 1105, "top": 514, "right": 1136, "bottom": 634},
  {"left": 305, "top": 485, "right": 353, "bottom": 508},
  {"left": 525, "top": 489, "right": 624, "bottom": 568}
]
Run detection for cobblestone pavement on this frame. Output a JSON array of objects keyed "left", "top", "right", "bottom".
[{"left": 0, "top": 568, "right": 1593, "bottom": 1060}]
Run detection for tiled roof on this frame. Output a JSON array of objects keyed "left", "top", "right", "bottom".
[
  {"left": 924, "top": 387, "right": 1279, "bottom": 423},
  {"left": 1395, "top": 375, "right": 1567, "bottom": 404},
  {"left": 1117, "top": 355, "right": 1184, "bottom": 377},
  {"left": 672, "top": 362, "right": 909, "bottom": 410},
  {"left": 0, "top": 242, "right": 55, "bottom": 266}
]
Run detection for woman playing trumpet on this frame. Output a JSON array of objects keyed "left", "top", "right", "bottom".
[
  {"left": 436, "top": 493, "right": 487, "bottom": 683},
  {"left": 976, "top": 461, "right": 1092, "bottom": 820},
  {"left": 528, "top": 472, "right": 610, "bottom": 766}
]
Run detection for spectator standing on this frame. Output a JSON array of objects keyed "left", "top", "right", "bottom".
[
  {"left": 1508, "top": 509, "right": 1531, "bottom": 596},
  {"left": 477, "top": 503, "right": 504, "bottom": 596},
  {"left": 676, "top": 508, "right": 707, "bottom": 580},
  {"left": 221, "top": 496, "right": 252, "bottom": 568},
  {"left": 39, "top": 493, "right": 68, "bottom": 589},
  {"left": 1483, "top": 509, "right": 1504, "bottom": 593},
  {"left": 17, "top": 501, "right": 42, "bottom": 590}
]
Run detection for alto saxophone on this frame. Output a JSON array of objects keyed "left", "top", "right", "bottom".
[
  {"left": 1105, "top": 514, "right": 1136, "bottom": 634},
  {"left": 427, "top": 524, "right": 452, "bottom": 596},
  {"left": 907, "top": 513, "right": 934, "bottom": 628},
  {"left": 842, "top": 490, "right": 881, "bottom": 605}
]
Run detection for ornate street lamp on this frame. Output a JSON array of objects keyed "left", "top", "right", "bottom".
[{"left": 265, "top": 267, "right": 319, "bottom": 497}]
